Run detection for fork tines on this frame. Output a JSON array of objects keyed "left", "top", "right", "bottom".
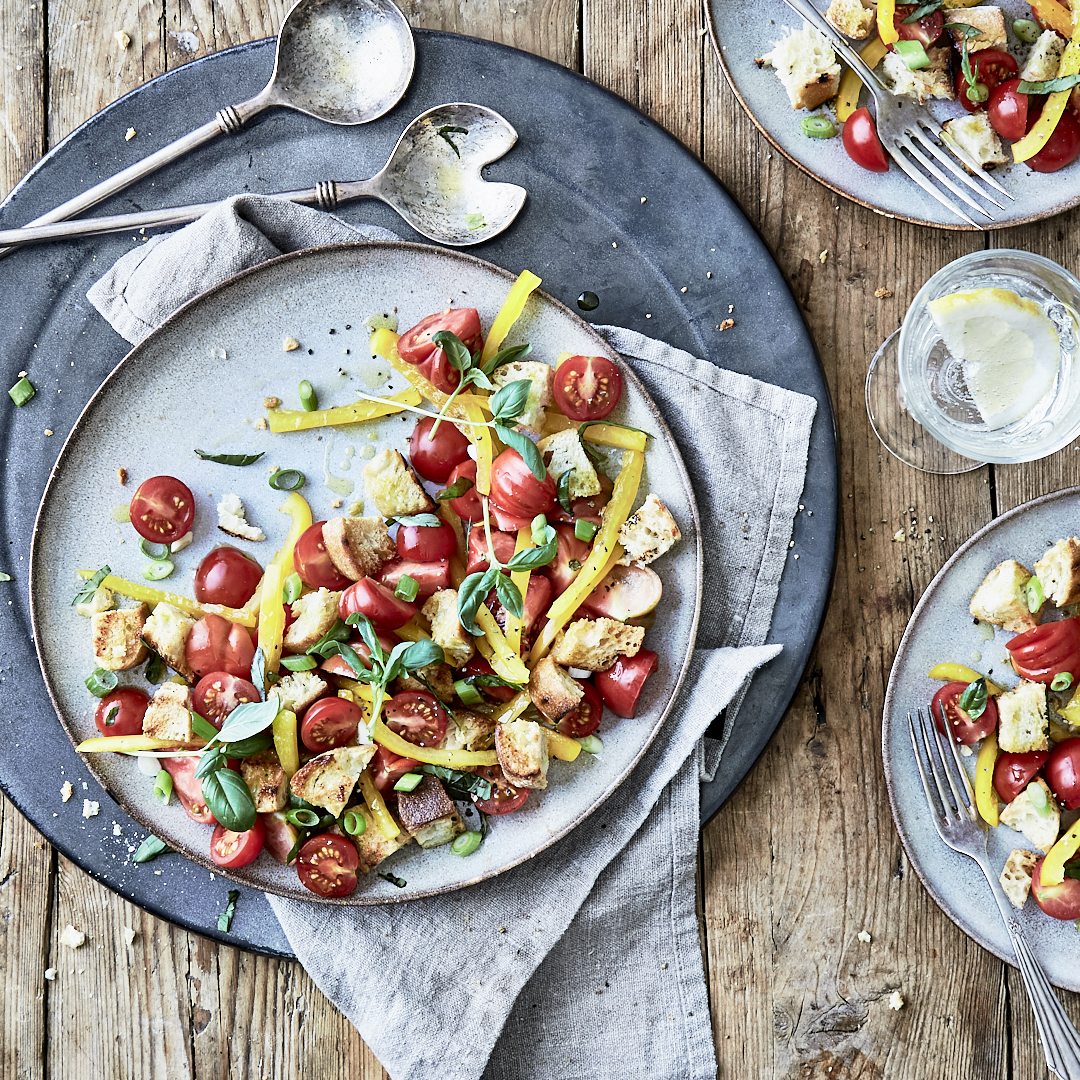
[{"left": 908, "top": 706, "right": 977, "bottom": 823}]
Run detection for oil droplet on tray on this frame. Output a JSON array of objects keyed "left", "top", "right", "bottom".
[
  {"left": 323, "top": 435, "right": 354, "bottom": 497},
  {"left": 577, "top": 291, "right": 599, "bottom": 312},
  {"left": 112, "top": 504, "right": 131, "bottom": 524},
  {"left": 970, "top": 651, "right": 982, "bottom": 664}
]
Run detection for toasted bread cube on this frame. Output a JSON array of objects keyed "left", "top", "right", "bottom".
[
  {"left": 422, "top": 589, "right": 475, "bottom": 667},
  {"left": 352, "top": 804, "right": 413, "bottom": 872},
  {"left": 1000, "top": 849, "right": 1040, "bottom": 909},
  {"left": 947, "top": 6, "right": 1006, "bottom": 52},
  {"left": 76, "top": 584, "right": 115, "bottom": 618},
  {"left": 289, "top": 744, "right": 377, "bottom": 817},
  {"left": 91, "top": 605, "right": 149, "bottom": 671},
  {"left": 283, "top": 588, "right": 342, "bottom": 653},
  {"left": 1021, "top": 28, "right": 1067, "bottom": 82},
  {"left": 241, "top": 750, "right": 289, "bottom": 813},
  {"left": 538, "top": 427, "right": 602, "bottom": 499},
  {"left": 364, "top": 449, "right": 435, "bottom": 518},
  {"left": 1000, "top": 779, "right": 1060, "bottom": 853},
  {"left": 997, "top": 680, "right": 1049, "bottom": 754},
  {"left": 970, "top": 560, "right": 1042, "bottom": 634},
  {"left": 441, "top": 710, "right": 497, "bottom": 752},
  {"left": 756, "top": 26, "right": 840, "bottom": 110},
  {"left": 491, "top": 361, "right": 554, "bottom": 434},
  {"left": 618, "top": 493, "right": 681, "bottom": 566},
  {"left": 141, "top": 681, "right": 198, "bottom": 745},
  {"left": 1034, "top": 538, "right": 1080, "bottom": 607},
  {"left": 883, "top": 45, "right": 954, "bottom": 104},
  {"left": 395, "top": 661, "right": 455, "bottom": 701},
  {"left": 551, "top": 617, "right": 645, "bottom": 671},
  {"left": 496, "top": 717, "right": 549, "bottom": 789},
  {"left": 269, "top": 670, "right": 328, "bottom": 715},
  {"left": 529, "top": 655, "right": 584, "bottom": 722},
  {"left": 942, "top": 113, "right": 1008, "bottom": 170},
  {"left": 322, "top": 516, "right": 396, "bottom": 581},
  {"left": 217, "top": 492, "right": 266, "bottom": 541},
  {"left": 142, "top": 602, "right": 196, "bottom": 680},
  {"left": 825, "top": 0, "right": 874, "bottom": 38},
  {"left": 396, "top": 775, "right": 465, "bottom": 849}
]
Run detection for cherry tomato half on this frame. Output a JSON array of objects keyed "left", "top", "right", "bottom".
[
  {"left": 594, "top": 650, "right": 659, "bottom": 719},
  {"left": 318, "top": 630, "right": 401, "bottom": 678},
  {"left": 1032, "top": 857, "right": 1080, "bottom": 920},
  {"left": 956, "top": 49, "right": 1019, "bottom": 113},
  {"left": 294, "top": 521, "right": 353, "bottom": 591},
  {"left": 489, "top": 448, "right": 557, "bottom": 519},
  {"left": 466, "top": 525, "right": 518, "bottom": 576},
  {"left": 987, "top": 78, "right": 1030, "bottom": 142},
  {"left": 163, "top": 756, "right": 216, "bottom": 825},
  {"left": 384, "top": 690, "right": 449, "bottom": 748},
  {"left": 262, "top": 811, "right": 300, "bottom": 865},
  {"left": 186, "top": 613, "right": 256, "bottom": 680},
  {"left": 548, "top": 473, "right": 612, "bottom": 527},
  {"left": 397, "top": 308, "right": 484, "bottom": 395},
  {"left": 893, "top": 3, "right": 943, "bottom": 46},
  {"left": 446, "top": 459, "right": 483, "bottom": 523},
  {"left": 842, "top": 107, "right": 889, "bottom": 173},
  {"left": 461, "top": 655, "right": 516, "bottom": 703},
  {"left": 1006, "top": 618, "right": 1080, "bottom": 684},
  {"left": 194, "top": 671, "right": 261, "bottom": 729},
  {"left": 210, "top": 818, "right": 265, "bottom": 869},
  {"left": 929, "top": 681, "right": 999, "bottom": 744},
  {"left": 556, "top": 680, "right": 604, "bottom": 738},
  {"left": 370, "top": 744, "right": 422, "bottom": 796},
  {"left": 553, "top": 355, "right": 623, "bottom": 421},
  {"left": 378, "top": 557, "right": 451, "bottom": 601},
  {"left": 490, "top": 573, "right": 553, "bottom": 638},
  {"left": 129, "top": 475, "right": 195, "bottom": 545},
  {"left": 194, "top": 546, "right": 263, "bottom": 609},
  {"left": 543, "top": 524, "right": 592, "bottom": 598},
  {"left": 1045, "top": 737, "right": 1080, "bottom": 810},
  {"left": 1029, "top": 110, "right": 1080, "bottom": 173},
  {"left": 339, "top": 577, "right": 417, "bottom": 630},
  {"left": 409, "top": 416, "right": 471, "bottom": 483},
  {"left": 94, "top": 687, "right": 149, "bottom": 736},
  {"left": 993, "top": 750, "right": 1050, "bottom": 803},
  {"left": 471, "top": 764, "right": 529, "bottom": 815},
  {"left": 300, "top": 696, "right": 363, "bottom": 752},
  {"left": 296, "top": 832, "right": 359, "bottom": 897},
  {"left": 396, "top": 520, "right": 457, "bottom": 563}
]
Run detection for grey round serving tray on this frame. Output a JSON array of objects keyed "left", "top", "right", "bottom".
[{"left": 0, "top": 31, "right": 837, "bottom": 955}]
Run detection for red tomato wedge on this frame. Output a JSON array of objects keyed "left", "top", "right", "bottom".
[
  {"left": 94, "top": 688, "right": 149, "bottom": 736},
  {"left": 471, "top": 765, "right": 529, "bottom": 814},
  {"left": 186, "top": 613, "right": 256, "bottom": 679},
  {"left": 397, "top": 308, "right": 484, "bottom": 395},
  {"left": 594, "top": 650, "right": 658, "bottom": 718},
  {"left": 339, "top": 577, "right": 417, "bottom": 630},
  {"left": 556, "top": 680, "right": 604, "bottom": 738},
  {"left": 1006, "top": 618, "right": 1080, "bottom": 684},
  {"left": 842, "top": 107, "right": 889, "bottom": 172},
  {"left": 163, "top": 756, "right": 216, "bottom": 825},
  {"left": 377, "top": 557, "right": 450, "bottom": 601},
  {"left": 211, "top": 819, "right": 265, "bottom": 868},
  {"left": 295, "top": 521, "right": 353, "bottom": 591},
  {"left": 930, "top": 681, "right": 998, "bottom": 745}
]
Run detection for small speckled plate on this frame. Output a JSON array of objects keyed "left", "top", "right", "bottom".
[
  {"left": 706, "top": 0, "right": 1079, "bottom": 230},
  {"left": 883, "top": 488, "right": 1080, "bottom": 989},
  {"left": 30, "top": 241, "right": 701, "bottom": 905}
]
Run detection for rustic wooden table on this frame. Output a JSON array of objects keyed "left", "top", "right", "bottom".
[{"left": 1, "top": 0, "right": 1078, "bottom": 1076}]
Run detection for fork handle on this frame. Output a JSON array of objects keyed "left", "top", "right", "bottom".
[{"left": 776, "top": 0, "right": 887, "bottom": 94}]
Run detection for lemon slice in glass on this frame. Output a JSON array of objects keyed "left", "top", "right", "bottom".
[{"left": 927, "top": 287, "right": 1060, "bottom": 430}]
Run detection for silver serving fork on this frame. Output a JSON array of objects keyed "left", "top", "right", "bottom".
[
  {"left": 778, "top": 0, "right": 1014, "bottom": 226},
  {"left": 909, "top": 706, "right": 1080, "bottom": 1078}
]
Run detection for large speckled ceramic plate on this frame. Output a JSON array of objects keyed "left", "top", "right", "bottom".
[
  {"left": 706, "top": 0, "right": 1079, "bottom": 230},
  {"left": 884, "top": 488, "right": 1080, "bottom": 990},
  {"left": 30, "top": 241, "right": 701, "bottom": 905}
]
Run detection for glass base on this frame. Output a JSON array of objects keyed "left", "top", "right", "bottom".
[{"left": 866, "top": 330, "right": 986, "bottom": 475}]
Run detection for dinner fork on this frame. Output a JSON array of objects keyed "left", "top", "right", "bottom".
[
  {"left": 777, "top": 0, "right": 1014, "bottom": 227},
  {"left": 909, "top": 706, "right": 1080, "bottom": 1078}
]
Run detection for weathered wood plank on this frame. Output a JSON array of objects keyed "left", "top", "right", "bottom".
[{"left": 0, "top": 0, "right": 45, "bottom": 199}]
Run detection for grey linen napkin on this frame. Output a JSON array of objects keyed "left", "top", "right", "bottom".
[{"left": 88, "top": 194, "right": 817, "bottom": 1080}]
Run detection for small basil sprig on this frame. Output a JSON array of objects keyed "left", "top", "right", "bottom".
[
  {"left": 1018, "top": 73, "right": 1080, "bottom": 96},
  {"left": 133, "top": 834, "right": 172, "bottom": 864},
  {"left": 419, "top": 763, "right": 493, "bottom": 801},
  {"left": 437, "top": 476, "right": 474, "bottom": 502},
  {"left": 556, "top": 471, "right": 574, "bottom": 514},
  {"left": 903, "top": 0, "right": 941, "bottom": 20},
  {"left": 143, "top": 647, "right": 166, "bottom": 685},
  {"left": 460, "top": 671, "right": 525, "bottom": 692},
  {"left": 73, "top": 566, "right": 110, "bottom": 607},
  {"left": 957, "top": 677, "right": 988, "bottom": 720},
  {"left": 195, "top": 449, "right": 264, "bottom": 466},
  {"left": 217, "top": 890, "right": 240, "bottom": 932},
  {"left": 489, "top": 380, "right": 547, "bottom": 480}
]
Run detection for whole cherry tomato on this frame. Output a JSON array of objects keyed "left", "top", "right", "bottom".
[
  {"left": 194, "top": 546, "right": 263, "bottom": 610},
  {"left": 842, "top": 108, "right": 889, "bottom": 173},
  {"left": 409, "top": 416, "right": 471, "bottom": 483},
  {"left": 1045, "top": 737, "right": 1080, "bottom": 810},
  {"left": 339, "top": 577, "right": 417, "bottom": 629},
  {"left": 993, "top": 750, "right": 1050, "bottom": 803}
]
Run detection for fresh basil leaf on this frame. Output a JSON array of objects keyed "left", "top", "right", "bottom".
[
  {"left": 431, "top": 330, "right": 473, "bottom": 372},
  {"left": 903, "top": 0, "right": 941, "bottom": 20},
  {"left": 496, "top": 424, "right": 547, "bottom": 480},
  {"left": 222, "top": 731, "right": 275, "bottom": 758},
  {"left": 142, "top": 647, "right": 166, "bottom": 685},
  {"left": 436, "top": 125, "right": 468, "bottom": 158},
  {"left": 345, "top": 611, "right": 386, "bottom": 665},
  {"left": 318, "top": 640, "right": 368, "bottom": 678},
  {"left": 1064, "top": 859, "right": 1080, "bottom": 882},
  {"left": 133, "top": 834, "right": 172, "bottom": 864},
  {"left": 494, "top": 573, "right": 523, "bottom": 619},
  {"left": 202, "top": 768, "right": 257, "bottom": 832},
  {"left": 250, "top": 647, "right": 267, "bottom": 700},
  {"left": 215, "top": 698, "right": 280, "bottom": 745},
  {"left": 957, "top": 678, "right": 988, "bottom": 721},
  {"left": 217, "top": 890, "right": 240, "bottom": 932},
  {"left": 194, "top": 449, "right": 265, "bottom": 466},
  {"left": 944, "top": 21, "right": 982, "bottom": 39},
  {"left": 556, "top": 470, "right": 574, "bottom": 514},
  {"left": 419, "top": 763, "right": 493, "bottom": 801},
  {"left": 458, "top": 567, "right": 498, "bottom": 635},
  {"left": 308, "top": 619, "right": 352, "bottom": 657},
  {"left": 403, "top": 638, "right": 444, "bottom": 672},
  {"left": 191, "top": 712, "right": 219, "bottom": 744},
  {"left": 73, "top": 565, "right": 111, "bottom": 607},
  {"left": 507, "top": 532, "right": 558, "bottom": 572},
  {"left": 393, "top": 513, "right": 442, "bottom": 528},
  {"left": 382, "top": 639, "right": 417, "bottom": 685},
  {"left": 379, "top": 872, "right": 407, "bottom": 888},
  {"left": 195, "top": 745, "right": 225, "bottom": 780},
  {"left": 1018, "top": 73, "right": 1080, "bottom": 95},
  {"left": 480, "top": 342, "right": 532, "bottom": 377},
  {"left": 466, "top": 367, "right": 495, "bottom": 392},
  {"left": 466, "top": 672, "right": 525, "bottom": 691},
  {"left": 489, "top": 379, "right": 531, "bottom": 424},
  {"left": 436, "top": 476, "right": 474, "bottom": 502}
]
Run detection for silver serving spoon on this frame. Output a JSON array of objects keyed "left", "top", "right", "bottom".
[
  {"left": 0, "top": 105, "right": 526, "bottom": 248},
  {"left": 0, "top": 0, "right": 414, "bottom": 254}
]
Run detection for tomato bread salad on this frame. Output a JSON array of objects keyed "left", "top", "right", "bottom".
[
  {"left": 927, "top": 537, "right": 1080, "bottom": 922},
  {"left": 73, "top": 270, "right": 683, "bottom": 899},
  {"left": 757, "top": 0, "right": 1080, "bottom": 176}
]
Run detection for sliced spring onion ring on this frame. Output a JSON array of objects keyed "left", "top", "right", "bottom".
[
  {"left": 394, "top": 772, "right": 424, "bottom": 793},
  {"left": 142, "top": 559, "right": 174, "bottom": 581},
  {"left": 341, "top": 809, "right": 367, "bottom": 836},
  {"left": 286, "top": 808, "right": 320, "bottom": 828},
  {"left": 279, "top": 654, "right": 318, "bottom": 672},
  {"left": 451, "top": 831, "right": 482, "bottom": 856},
  {"left": 454, "top": 678, "right": 485, "bottom": 706},
  {"left": 578, "top": 735, "right": 604, "bottom": 755},
  {"left": 153, "top": 769, "right": 173, "bottom": 805},
  {"left": 85, "top": 668, "right": 119, "bottom": 697},
  {"left": 394, "top": 574, "right": 419, "bottom": 603},
  {"left": 269, "top": 469, "right": 306, "bottom": 492},
  {"left": 1052, "top": 672, "right": 1074, "bottom": 692},
  {"left": 139, "top": 538, "right": 171, "bottom": 561}
]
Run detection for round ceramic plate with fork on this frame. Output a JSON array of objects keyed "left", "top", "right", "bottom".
[
  {"left": 883, "top": 487, "right": 1080, "bottom": 990},
  {"left": 705, "top": 0, "right": 1080, "bottom": 230}
]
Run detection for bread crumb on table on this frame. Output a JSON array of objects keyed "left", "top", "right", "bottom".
[
  {"left": 874, "top": 287, "right": 892, "bottom": 299},
  {"left": 125, "top": 128, "right": 136, "bottom": 141},
  {"left": 82, "top": 799, "right": 99, "bottom": 818},
  {"left": 60, "top": 781, "right": 73, "bottom": 803},
  {"left": 857, "top": 930, "right": 872, "bottom": 943},
  {"left": 116, "top": 29, "right": 131, "bottom": 48},
  {"left": 117, "top": 467, "right": 128, "bottom": 485},
  {"left": 888, "top": 991, "right": 904, "bottom": 1011},
  {"left": 59, "top": 925, "right": 85, "bottom": 950}
]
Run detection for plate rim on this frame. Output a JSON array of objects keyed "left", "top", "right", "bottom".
[{"left": 29, "top": 238, "right": 704, "bottom": 905}]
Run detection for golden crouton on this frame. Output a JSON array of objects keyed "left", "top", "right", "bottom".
[
  {"left": 537, "top": 428, "right": 602, "bottom": 499},
  {"left": 997, "top": 680, "right": 1049, "bottom": 754},
  {"left": 397, "top": 776, "right": 465, "bottom": 849},
  {"left": 617, "top": 494, "right": 681, "bottom": 566},
  {"left": 946, "top": 6, "right": 1006, "bottom": 52},
  {"left": 283, "top": 588, "right": 342, "bottom": 653},
  {"left": 142, "top": 602, "right": 196, "bottom": 681},
  {"left": 91, "top": 605, "right": 148, "bottom": 671},
  {"left": 141, "top": 681, "right": 198, "bottom": 745},
  {"left": 1034, "top": 538, "right": 1080, "bottom": 608},
  {"left": 76, "top": 584, "right": 114, "bottom": 618},
  {"left": 491, "top": 361, "right": 554, "bottom": 434},
  {"left": 550, "top": 617, "right": 645, "bottom": 671},
  {"left": 269, "top": 670, "right": 328, "bottom": 715},
  {"left": 495, "top": 717, "right": 549, "bottom": 789},
  {"left": 999, "top": 849, "right": 1039, "bottom": 909},
  {"left": 825, "top": 0, "right": 874, "bottom": 38},
  {"left": 240, "top": 750, "right": 289, "bottom": 813},
  {"left": 970, "top": 560, "right": 1042, "bottom": 634},
  {"left": 289, "top": 744, "right": 377, "bottom": 817},
  {"left": 422, "top": 589, "right": 474, "bottom": 667},
  {"left": 441, "top": 710, "right": 496, "bottom": 752},
  {"left": 352, "top": 804, "right": 413, "bottom": 872},
  {"left": 529, "top": 656, "right": 584, "bottom": 722},
  {"left": 322, "top": 516, "right": 396, "bottom": 581},
  {"left": 363, "top": 449, "right": 435, "bottom": 518},
  {"left": 1000, "top": 779, "right": 1059, "bottom": 853}
]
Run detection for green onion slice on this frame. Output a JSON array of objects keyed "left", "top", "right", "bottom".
[
  {"left": 454, "top": 678, "right": 485, "bottom": 706},
  {"left": 153, "top": 769, "right": 173, "bottom": 805},
  {"left": 139, "top": 538, "right": 171, "bottom": 561},
  {"left": 298, "top": 380, "right": 318, "bottom": 412},
  {"left": 341, "top": 809, "right": 367, "bottom": 837},
  {"left": 1027, "top": 781, "right": 1052, "bottom": 817},
  {"left": 892, "top": 39, "right": 931, "bottom": 70},
  {"left": 531, "top": 513, "right": 549, "bottom": 546},
  {"left": 800, "top": 115, "right": 838, "bottom": 139},
  {"left": 393, "top": 772, "right": 423, "bottom": 793},
  {"left": 1025, "top": 575, "right": 1045, "bottom": 614},
  {"left": 575, "top": 519, "right": 599, "bottom": 543},
  {"left": 1052, "top": 672, "right": 1074, "bottom": 692},
  {"left": 269, "top": 469, "right": 306, "bottom": 492},
  {"left": 283, "top": 572, "right": 303, "bottom": 605},
  {"left": 578, "top": 734, "right": 604, "bottom": 755},
  {"left": 286, "top": 808, "right": 320, "bottom": 828},
  {"left": 279, "top": 654, "right": 318, "bottom": 672},
  {"left": 85, "top": 668, "right": 118, "bottom": 698},
  {"left": 142, "top": 559, "right": 175, "bottom": 581},
  {"left": 450, "top": 831, "right": 482, "bottom": 857},
  {"left": 8, "top": 377, "right": 35, "bottom": 406},
  {"left": 394, "top": 574, "right": 419, "bottom": 603}
]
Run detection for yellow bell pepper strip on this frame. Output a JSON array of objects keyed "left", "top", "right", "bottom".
[
  {"left": 441, "top": 507, "right": 468, "bottom": 565},
  {"left": 529, "top": 448, "right": 643, "bottom": 664},
  {"left": 878, "top": 0, "right": 899, "bottom": 45},
  {"left": 449, "top": 554, "right": 467, "bottom": 590},
  {"left": 257, "top": 563, "right": 286, "bottom": 676},
  {"left": 1040, "top": 818, "right": 1080, "bottom": 886},
  {"left": 1050, "top": 717, "right": 1074, "bottom": 743},
  {"left": 475, "top": 605, "right": 531, "bottom": 682},
  {"left": 546, "top": 728, "right": 582, "bottom": 762},
  {"left": 76, "top": 570, "right": 256, "bottom": 627},
  {"left": 373, "top": 716, "right": 498, "bottom": 768},
  {"left": 271, "top": 492, "right": 313, "bottom": 578},
  {"left": 359, "top": 769, "right": 402, "bottom": 839},
  {"left": 491, "top": 691, "right": 530, "bottom": 724},
  {"left": 505, "top": 527, "right": 533, "bottom": 656},
  {"left": 273, "top": 709, "right": 300, "bottom": 779},
  {"left": 462, "top": 398, "right": 494, "bottom": 495},
  {"left": 395, "top": 617, "right": 432, "bottom": 643},
  {"left": 1012, "top": 22, "right": 1080, "bottom": 163},
  {"left": 540, "top": 412, "right": 648, "bottom": 451},
  {"left": 927, "top": 663, "right": 1004, "bottom": 696},
  {"left": 267, "top": 388, "right": 422, "bottom": 433},
  {"left": 480, "top": 269, "right": 543, "bottom": 365},
  {"left": 1027, "top": 0, "right": 1075, "bottom": 36},
  {"left": 837, "top": 38, "right": 890, "bottom": 122},
  {"left": 76, "top": 735, "right": 198, "bottom": 754},
  {"left": 974, "top": 731, "right": 999, "bottom": 827}
]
